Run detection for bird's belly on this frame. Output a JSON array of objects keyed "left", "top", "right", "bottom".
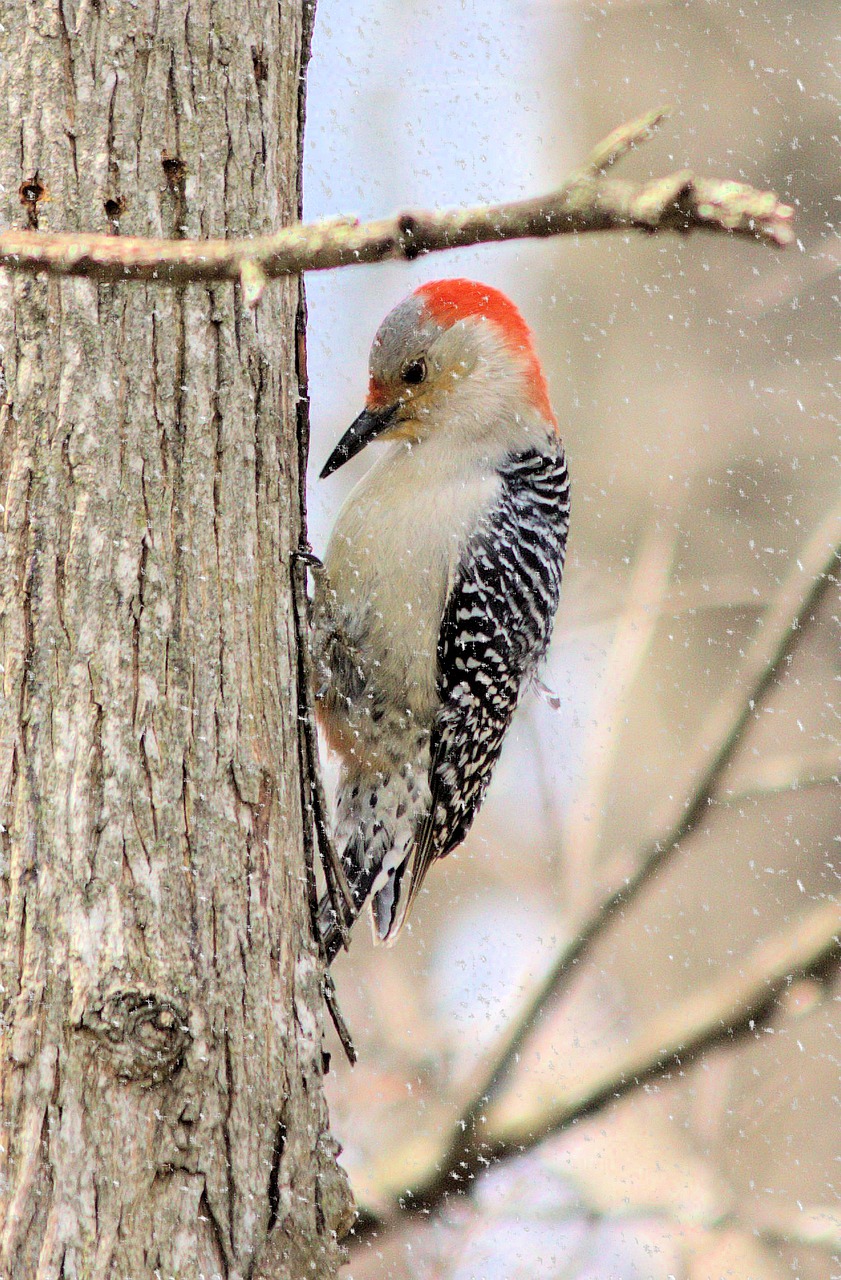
[
  {"left": 327, "top": 511, "right": 450, "bottom": 725},
  {"left": 320, "top": 460, "right": 500, "bottom": 769}
]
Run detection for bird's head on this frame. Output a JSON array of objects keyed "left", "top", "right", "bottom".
[{"left": 320, "top": 279, "right": 557, "bottom": 478}]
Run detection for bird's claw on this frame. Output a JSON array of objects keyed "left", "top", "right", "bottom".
[{"left": 292, "top": 544, "right": 324, "bottom": 571}]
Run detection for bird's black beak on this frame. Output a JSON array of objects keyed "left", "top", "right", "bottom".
[{"left": 320, "top": 404, "right": 399, "bottom": 479}]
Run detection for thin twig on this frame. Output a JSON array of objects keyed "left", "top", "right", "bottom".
[
  {"left": 0, "top": 112, "right": 793, "bottom": 303},
  {"left": 558, "top": 574, "right": 768, "bottom": 637},
  {"left": 291, "top": 551, "right": 356, "bottom": 1064},
  {"left": 291, "top": 554, "right": 323, "bottom": 940},
  {"left": 714, "top": 749, "right": 841, "bottom": 804},
  {"left": 749, "top": 1202, "right": 841, "bottom": 1253},
  {"left": 323, "top": 972, "right": 358, "bottom": 1068},
  {"left": 291, "top": 552, "right": 354, "bottom": 943},
  {"left": 581, "top": 108, "right": 669, "bottom": 175},
  {"left": 351, "top": 496, "right": 841, "bottom": 1221}
]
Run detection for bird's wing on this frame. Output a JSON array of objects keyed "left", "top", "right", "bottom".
[{"left": 373, "top": 447, "right": 571, "bottom": 942}]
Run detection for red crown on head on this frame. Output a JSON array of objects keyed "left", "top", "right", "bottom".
[{"left": 416, "top": 279, "right": 556, "bottom": 426}]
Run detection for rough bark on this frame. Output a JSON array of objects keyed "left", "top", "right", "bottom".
[{"left": 0, "top": 3, "right": 352, "bottom": 1277}]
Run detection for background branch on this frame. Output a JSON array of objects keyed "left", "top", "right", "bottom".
[
  {"left": 715, "top": 749, "right": 841, "bottom": 804},
  {"left": 0, "top": 112, "right": 793, "bottom": 302},
  {"left": 350, "top": 494, "right": 841, "bottom": 1229},
  {"left": 560, "top": 525, "right": 675, "bottom": 914},
  {"left": 478, "top": 899, "right": 840, "bottom": 1158},
  {"left": 356, "top": 899, "right": 839, "bottom": 1229}
]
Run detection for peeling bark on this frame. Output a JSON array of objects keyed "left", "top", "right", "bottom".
[{"left": 0, "top": 2, "right": 352, "bottom": 1277}]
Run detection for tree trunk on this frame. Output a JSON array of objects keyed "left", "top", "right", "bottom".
[{"left": 0, "top": 3, "right": 351, "bottom": 1277}]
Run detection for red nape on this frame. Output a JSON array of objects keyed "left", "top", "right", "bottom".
[{"left": 416, "top": 278, "right": 557, "bottom": 426}]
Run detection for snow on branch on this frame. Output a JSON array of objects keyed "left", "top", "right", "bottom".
[{"left": 0, "top": 111, "right": 793, "bottom": 307}]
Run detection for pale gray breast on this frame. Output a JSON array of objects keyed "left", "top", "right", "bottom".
[{"left": 324, "top": 442, "right": 501, "bottom": 727}]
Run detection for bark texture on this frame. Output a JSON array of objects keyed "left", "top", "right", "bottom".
[{"left": 0, "top": 3, "right": 352, "bottom": 1277}]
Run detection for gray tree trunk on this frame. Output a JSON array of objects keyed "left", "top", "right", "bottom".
[{"left": 0, "top": 3, "right": 352, "bottom": 1277}]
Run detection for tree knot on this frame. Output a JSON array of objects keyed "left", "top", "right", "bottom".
[{"left": 82, "top": 989, "right": 190, "bottom": 1084}]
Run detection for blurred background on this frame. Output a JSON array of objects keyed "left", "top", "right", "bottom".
[{"left": 303, "top": 2, "right": 840, "bottom": 1277}]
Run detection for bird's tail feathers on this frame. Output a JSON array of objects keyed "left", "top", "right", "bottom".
[
  {"left": 369, "top": 847, "right": 413, "bottom": 945},
  {"left": 319, "top": 762, "right": 431, "bottom": 958}
]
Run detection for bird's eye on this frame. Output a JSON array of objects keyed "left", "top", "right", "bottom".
[{"left": 401, "top": 357, "right": 427, "bottom": 385}]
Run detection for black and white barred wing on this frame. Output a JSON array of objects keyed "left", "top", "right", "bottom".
[{"left": 375, "top": 447, "right": 571, "bottom": 940}]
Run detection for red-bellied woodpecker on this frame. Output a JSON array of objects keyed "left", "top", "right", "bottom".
[{"left": 313, "top": 279, "right": 570, "bottom": 960}]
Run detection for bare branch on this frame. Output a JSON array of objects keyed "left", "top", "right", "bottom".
[
  {"left": 581, "top": 107, "right": 669, "bottom": 175},
  {"left": 293, "top": 554, "right": 357, "bottom": 936},
  {"left": 354, "top": 899, "right": 839, "bottom": 1228},
  {"left": 716, "top": 749, "right": 841, "bottom": 804},
  {"left": 749, "top": 1202, "right": 841, "bottom": 1253},
  {"left": 479, "top": 900, "right": 840, "bottom": 1157},
  {"left": 291, "top": 550, "right": 356, "bottom": 1064},
  {"left": 0, "top": 112, "right": 793, "bottom": 300},
  {"left": 322, "top": 972, "right": 358, "bottom": 1068},
  {"left": 561, "top": 525, "right": 675, "bottom": 912}
]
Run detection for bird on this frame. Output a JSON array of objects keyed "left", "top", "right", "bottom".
[{"left": 311, "top": 278, "right": 570, "bottom": 961}]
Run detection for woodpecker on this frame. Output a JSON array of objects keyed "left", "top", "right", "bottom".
[{"left": 313, "top": 279, "right": 570, "bottom": 960}]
